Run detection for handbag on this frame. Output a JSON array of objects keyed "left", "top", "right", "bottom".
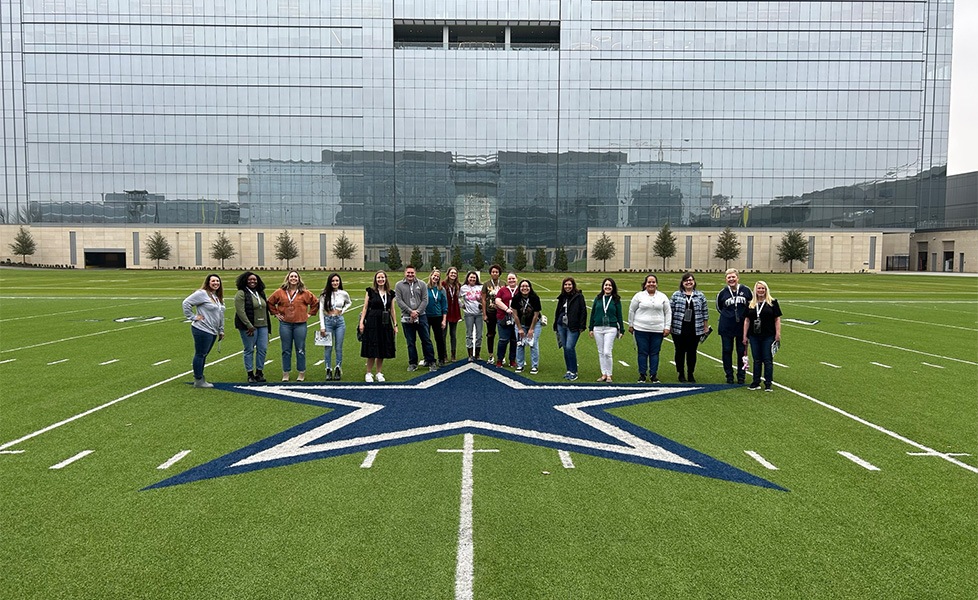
[{"left": 314, "top": 330, "right": 333, "bottom": 347}]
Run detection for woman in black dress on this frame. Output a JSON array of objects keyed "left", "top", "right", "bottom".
[{"left": 358, "top": 270, "right": 398, "bottom": 382}]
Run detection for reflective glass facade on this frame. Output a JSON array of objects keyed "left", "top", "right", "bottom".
[{"left": 0, "top": 0, "right": 954, "bottom": 246}]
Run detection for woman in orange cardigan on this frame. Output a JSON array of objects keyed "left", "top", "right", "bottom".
[{"left": 267, "top": 270, "right": 319, "bottom": 381}]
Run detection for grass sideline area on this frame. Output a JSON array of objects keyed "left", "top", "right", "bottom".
[{"left": 1, "top": 268, "right": 976, "bottom": 599}]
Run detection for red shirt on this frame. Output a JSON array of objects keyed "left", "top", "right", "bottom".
[{"left": 495, "top": 285, "right": 517, "bottom": 321}]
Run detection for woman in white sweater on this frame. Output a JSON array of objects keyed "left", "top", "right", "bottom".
[
  {"left": 627, "top": 274, "right": 672, "bottom": 383},
  {"left": 182, "top": 274, "right": 226, "bottom": 388},
  {"left": 318, "top": 273, "right": 352, "bottom": 381}
]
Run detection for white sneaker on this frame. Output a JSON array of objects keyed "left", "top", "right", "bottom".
[
  {"left": 365, "top": 373, "right": 374, "bottom": 383},
  {"left": 376, "top": 373, "right": 386, "bottom": 382}
]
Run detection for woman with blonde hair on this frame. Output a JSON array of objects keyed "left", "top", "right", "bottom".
[
  {"left": 426, "top": 269, "right": 449, "bottom": 367},
  {"left": 742, "top": 280, "right": 782, "bottom": 391},
  {"left": 268, "top": 270, "right": 319, "bottom": 382}
]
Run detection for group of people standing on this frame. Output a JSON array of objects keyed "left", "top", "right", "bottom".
[{"left": 182, "top": 267, "right": 781, "bottom": 390}]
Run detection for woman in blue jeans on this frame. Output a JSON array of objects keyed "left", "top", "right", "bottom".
[
  {"left": 554, "top": 277, "right": 588, "bottom": 381},
  {"left": 627, "top": 274, "right": 672, "bottom": 383},
  {"left": 319, "top": 273, "right": 352, "bottom": 381},
  {"left": 182, "top": 274, "right": 226, "bottom": 388},
  {"left": 268, "top": 270, "right": 319, "bottom": 382},
  {"left": 234, "top": 271, "right": 270, "bottom": 383},
  {"left": 742, "top": 280, "right": 782, "bottom": 391}
]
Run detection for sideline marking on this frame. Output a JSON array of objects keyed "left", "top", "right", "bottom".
[
  {"left": 50, "top": 450, "right": 94, "bottom": 469},
  {"left": 360, "top": 449, "right": 379, "bottom": 468},
  {"left": 438, "top": 434, "right": 499, "bottom": 600},
  {"left": 153, "top": 359, "right": 171, "bottom": 366},
  {"left": 820, "top": 362, "right": 841, "bottom": 368},
  {"left": 745, "top": 451, "right": 779, "bottom": 470},
  {"left": 921, "top": 362, "right": 945, "bottom": 369},
  {"left": 558, "top": 450, "right": 575, "bottom": 469},
  {"left": 0, "top": 359, "right": 16, "bottom": 365},
  {"left": 773, "top": 361, "right": 789, "bottom": 368},
  {"left": 799, "top": 305, "right": 978, "bottom": 333},
  {"left": 99, "top": 359, "right": 120, "bottom": 366},
  {"left": 47, "top": 359, "right": 69, "bottom": 365},
  {"left": 157, "top": 450, "right": 192, "bottom": 470},
  {"left": 0, "top": 450, "right": 25, "bottom": 454},
  {"left": 618, "top": 360, "right": 630, "bottom": 367},
  {"left": 784, "top": 325, "right": 978, "bottom": 366},
  {"left": 1, "top": 318, "right": 174, "bottom": 354},
  {"left": 0, "top": 351, "right": 245, "bottom": 451},
  {"left": 871, "top": 362, "right": 892, "bottom": 369},
  {"left": 314, "top": 360, "right": 325, "bottom": 366},
  {"left": 0, "top": 299, "right": 157, "bottom": 323},
  {"left": 838, "top": 451, "right": 880, "bottom": 471},
  {"left": 692, "top": 349, "right": 978, "bottom": 475}
]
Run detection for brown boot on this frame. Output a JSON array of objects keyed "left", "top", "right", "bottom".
[{"left": 467, "top": 348, "right": 474, "bottom": 362}]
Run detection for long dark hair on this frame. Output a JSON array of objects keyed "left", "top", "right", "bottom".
[
  {"left": 596, "top": 277, "right": 620, "bottom": 303},
  {"left": 321, "top": 272, "right": 343, "bottom": 310},
  {"left": 200, "top": 274, "right": 224, "bottom": 302},
  {"left": 516, "top": 279, "right": 538, "bottom": 300},
  {"left": 372, "top": 270, "right": 391, "bottom": 293},
  {"left": 235, "top": 271, "right": 265, "bottom": 293},
  {"left": 464, "top": 271, "right": 481, "bottom": 286},
  {"left": 560, "top": 276, "right": 580, "bottom": 297}
]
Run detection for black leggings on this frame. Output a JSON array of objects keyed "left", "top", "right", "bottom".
[{"left": 673, "top": 330, "right": 700, "bottom": 376}]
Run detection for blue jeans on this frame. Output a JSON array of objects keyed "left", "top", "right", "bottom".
[
  {"left": 191, "top": 326, "right": 217, "bottom": 380},
  {"left": 238, "top": 326, "right": 269, "bottom": 372},
  {"left": 403, "top": 314, "right": 435, "bottom": 366},
  {"left": 634, "top": 330, "right": 664, "bottom": 378},
  {"left": 749, "top": 335, "right": 775, "bottom": 387},
  {"left": 279, "top": 321, "right": 308, "bottom": 372},
  {"left": 496, "top": 320, "right": 517, "bottom": 365},
  {"left": 515, "top": 321, "right": 542, "bottom": 369},
  {"left": 321, "top": 315, "right": 346, "bottom": 368},
  {"left": 556, "top": 324, "right": 582, "bottom": 374},
  {"left": 721, "top": 334, "right": 748, "bottom": 382}
]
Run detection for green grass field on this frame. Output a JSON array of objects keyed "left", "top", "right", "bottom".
[{"left": 1, "top": 268, "right": 976, "bottom": 599}]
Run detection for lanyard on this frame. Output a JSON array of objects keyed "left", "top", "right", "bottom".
[
  {"left": 287, "top": 290, "right": 298, "bottom": 304},
  {"left": 602, "top": 295, "right": 612, "bottom": 314}
]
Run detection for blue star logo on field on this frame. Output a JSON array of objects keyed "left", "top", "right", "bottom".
[{"left": 146, "top": 364, "right": 784, "bottom": 490}]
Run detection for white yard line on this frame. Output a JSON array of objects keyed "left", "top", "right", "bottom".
[
  {"left": 744, "top": 451, "right": 779, "bottom": 470},
  {"left": 360, "top": 449, "right": 379, "bottom": 468},
  {"left": 438, "top": 434, "right": 499, "bottom": 600},
  {"left": 0, "top": 299, "right": 157, "bottom": 323},
  {"left": 618, "top": 360, "right": 630, "bottom": 367},
  {"left": 99, "top": 359, "right": 119, "bottom": 366},
  {"left": 2, "top": 319, "right": 174, "bottom": 354},
  {"left": 153, "top": 359, "right": 171, "bottom": 366},
  {"left": 0, "top": 450, "right": 25, "bottom": 454},
  {"left": 782, "top": 325, "right": 978, "bottom": 366},
  {"left": 0, "top": 358, "right": 16, "bottom": 365},
  {"left": 47, "top": 359, "right": 68, "bottom": 365},
  {"left": 799, "top": 305, "right": 978, "bottom": 333},
  {"left": 157, "top": 450, "right": 192, "bottom": 470},
  {"left": 871, "top": 362, "right": 892, "bottom": 369},
  {"left": 773, "top": 361, "right": 789, "bottom": 368},
  {"left": 820, "top": 362, "right": 841, "bottom": 368},
  {"left": 0, "top": 351, "right": 244, "bottom": 451},
  {"left": 50, "top": 450, "right": 94, "bottom": 469},
  {"left": 692, "top": 349, "right": 978, "bottom": 475},
  {"left": 558, "top": 450, "right": 575, "bottom": 469},
  {"left": 838, "top": 451, "right": 880, "bottom": 471},
  {"left": 921, "top": 362, "right": 945, "bottom": 369}
]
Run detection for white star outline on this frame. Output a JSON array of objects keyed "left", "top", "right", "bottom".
[{"left": 232, "top": 363, "right": 698, "bottom": 469}]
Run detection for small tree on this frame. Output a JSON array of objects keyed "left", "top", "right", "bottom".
[
  {"left": 553, "top": 246, "right": 568, "bottom": 272},
  {"left": 653, "top": 222, "right": 677, "bottom": 271},
  {"left": 210, "top": 231, "right": 237, "bottom": 269},
  {"left": 332, "top": 231, "right": 358, "bottom": 269},
  {"left": 533, "top": 247, "right": 548, "bottom": 272},
  {"left": 409, "top": 246, "right": 424, "bottom": 270},
  {"left": 590, "top": 232, "right": 616, "bottom": 271},
  {"left": 8, "top": 226, "right": 37, "bottom": 264},
  {"left": 275, "top": 230, "right": 300, "bottom": 268},
  {"left": 514, "top": 245, "right": 528, "bottom": 271},
  {"left": 430, "top": 246, "right": 443, "bottom": 270},
  {"left": 472, "top": 244, "right": 485, "bottom": 270},
  {"left": 713, "top": 226, "right": 741, "bottom": 270},
  {"left": 450, "top": 245, "right": 463, "bottom": 269},
  {"left": 778, "top": 229, "right": 809, "bottom": 272},
  {"left": 386, "top": 244, "right": 403, "bottom": 271},
  {"left": 144, "top": 230, "right": 171, "bottom": 268},
  {"left": 492, "top": 247, "right": 507, "bottom": 271}
]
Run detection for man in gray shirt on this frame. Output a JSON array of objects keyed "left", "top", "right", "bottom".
[{"left": 395, "top": 265, "right": 437, "bottom": 371}]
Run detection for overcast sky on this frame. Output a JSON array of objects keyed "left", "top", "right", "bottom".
[{"left": 948, "top": 1, "right": 977, "bottom": 175}]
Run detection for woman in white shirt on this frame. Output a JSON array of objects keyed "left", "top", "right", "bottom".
[
  {"left": 460, "top": 271, "right": 484, "bottom": 362},
  {"left": 318, "top": 273, "right": 352, "bottom": 381},
  {"left": 627, "top": 274, "right": 672, "bottom": 383}
]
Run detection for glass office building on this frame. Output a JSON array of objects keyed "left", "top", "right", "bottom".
[{"left": 0, "top": 1, "right": 954, "bottom": 247}]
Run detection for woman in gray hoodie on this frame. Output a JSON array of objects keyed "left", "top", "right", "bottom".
[{"left": 182, "top": 273, "right": 226, "bottom": 388}]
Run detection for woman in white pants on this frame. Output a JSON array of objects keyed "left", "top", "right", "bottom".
[
  {"left": 588, "top": 278, "right": 625, "bottom": 382},
  {"left": 459, "top": 271, "right": 485, "bottom": 362}
]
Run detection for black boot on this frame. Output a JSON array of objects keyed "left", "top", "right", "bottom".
[
  {"left": 255, "top": 369, "right": 266, "bottom": 383},
  {"left": 467, "top": 348, "right": 473, "bottom": 362},
  {"left": 247, "top": 371, "right": 257, "bottom": 383}
]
